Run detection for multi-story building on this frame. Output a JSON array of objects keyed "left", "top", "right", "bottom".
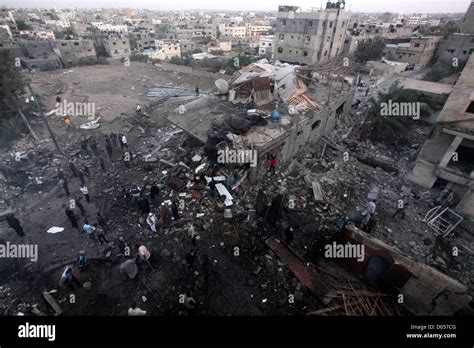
[
  {"left": 258, "top": 35, "right": 274, "bottom": 57},
  {"left": 408, "top": 54, "right": 474, "bottom": 218},
  {"left": 460, "top": 0, "right": 474, "bottom": 35},
  {"left": 218, "top": 24, "right": 247, "bottom": 38},
  {"left": 129, "top": 30, "right": 156, "bottom": 52},
  {"left": 56, "top": 39, "right": 96, "bottom": 66},
  {"left": 246, "top": 24, "right": 272, "bottom": 37},
  {"left": 150, "top": 39, "right": 181, "bottom": 60},
  {"left": 383, "top": 36, "right": 443, "bottom": 69},
  {"left": 273, "top": 2, "right": 349, "bottom": 65},
  {"left": 437, "top": 1, "right": 474, "bottom": 64},
  {"left": 179, "top": 39, "right": 198, "bottom": 54},
  {"left": 103, "top": 34, "right": 131, "bottom": 59}
]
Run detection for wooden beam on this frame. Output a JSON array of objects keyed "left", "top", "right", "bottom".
[
  {"left": 42, "top": 292, "right": 63, "bottom": 315},
  {"left": 307, "top": 301, "right": 359, "bottom": 315}
]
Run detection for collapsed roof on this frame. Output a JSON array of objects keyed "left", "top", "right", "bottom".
[{"left": 228, "top": 59, "right": 319, "bottom": 112}]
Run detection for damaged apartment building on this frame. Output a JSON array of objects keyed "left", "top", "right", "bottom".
[
  {"left": 165, "top": 58, "right": 355, "bottom": 184},
  {"left": 408, "top": 54, "right": 474, "bottom": 218}
]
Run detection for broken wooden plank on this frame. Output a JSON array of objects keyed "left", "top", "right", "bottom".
[
  {"left": 307, "top": 301, "right": 359, "bottom": 315},
  {"left": 43, "top": 292, "right": 63, "bottom": 315}
]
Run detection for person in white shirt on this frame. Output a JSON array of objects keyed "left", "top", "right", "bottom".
[
  {"left": 362, "top": 200, "right": 376, "bottom": 224},
  {"left": 146, "top": 213, "right": 157, "bottom": 234},
  {"left": 128, "top": 301, "right": 146, "bottom": 316},
  {"left": 80, "top": 185, "right": 90, "bottom": 202},
  {"left": 120, "top": 134, "right": 128, "bottom": 149}
]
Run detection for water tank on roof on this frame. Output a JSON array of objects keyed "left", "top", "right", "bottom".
[{"left": 271, "top": 109, "right": 280, "bottom": 124}]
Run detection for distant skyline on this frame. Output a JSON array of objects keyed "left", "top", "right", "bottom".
[{"left": 1, "top": 0, "right": 471, "bottom": 13}]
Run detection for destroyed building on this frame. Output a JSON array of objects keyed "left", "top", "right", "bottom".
[
  {"left": 408, "top": 54, "right": 474, "bottom": 218},
  {"left": 165, "top": 58, "right": 355, "bottom": 184}
]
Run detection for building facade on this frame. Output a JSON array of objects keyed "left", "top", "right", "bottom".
[
  {"left": 383, "top": 36, "right": 442, "bottom": 69},
  {"left": 273, "top": 2, "right": 349, "bottom": 65},
  {"left": 408, "top": 54, "right": 474, "bottom": 218}
]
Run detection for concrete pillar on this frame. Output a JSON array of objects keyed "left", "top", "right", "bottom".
[{"left": 438, "top": 135, "right": 463, "bottom": 168}]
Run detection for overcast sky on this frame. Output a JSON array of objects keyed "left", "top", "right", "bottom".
[{"left": 1, "top": 0, "right": 471, "bottom": 13}]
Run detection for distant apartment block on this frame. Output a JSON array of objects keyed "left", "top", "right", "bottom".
[
  {"left": 103, "top": 34, "right": 131, "bottom": 59},
  {"left": 130, "top": 30, "right": 156, "bottom": 52},
  {"left": 273, "top": 2, "right": 349, "bottom": 65},
  {"left": 247, "top": 25, "right": 272, "bottom": 37},
  {"left": 383, "top": 36, "right": 442, "bottom": 69},
  {"left": 438, "top": 1, "right": 474, "bottom": 64},
  {"left": 151, "top": 39, "right": 181, "bottom": 60},
  {"left": 218, "top": 24, "right": 247, "bottom": 38}
]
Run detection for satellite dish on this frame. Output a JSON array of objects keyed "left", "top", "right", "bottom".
[
  {"left": 215, "top": 79, "right": 229, "bottom": 94},
  {"left": 288, "top": 10, "right": 295, "bottom": 19}
]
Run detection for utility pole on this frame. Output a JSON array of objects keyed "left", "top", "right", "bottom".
[{"left": 26, "top": 84, "right": 64, "bottom": 155}]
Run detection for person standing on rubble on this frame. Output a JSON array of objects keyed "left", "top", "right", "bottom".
[
  {"left": 97, "top": 227, "right": 109, "bottom": 244},
  {"left": 96, "top": 212, "right": 109, "bottom": 233},
  {"left": 361, "top": 199, "right": 376, "bottom": 227},
  {"left": 130, "top": 185, "right": 141, "bottom": 204},
  {"left": 69, "top": 160, "right": 77, "bottom": 177},
  {"left": 89, "top": 136, "right": 99, "bottom": 156},
  {"left": 77, "top": 252, "right": 88, "bottom": 272},
  {"left": 138, "top": 195, "right": 151, "bottom": 215},
  {"left": 6, "top": 213, "right": 25, "bottom": 237},
  {"left": 171, "top": 201, "right": 180, "bottom": 221},
  {"left": 120, "top": 134, "right": 128, "bottom": 149},
  {"left": 117, "top": 235, "right": 129, "bottom": 257},
  {"left": 146, "top": 212, "right": 157, "bottom": 234},
  {"left": 61, "top": 178, "right": 70, "bottom": 196},
  {"left": 160, "top": 204, "right": 172, "bottom": 234},
  {"left": 269, "top": 154, "right": 277, "bottom": 175},
  {"left": 80, "top": 184, "right": 91, "bottom": 203},
  {"left": 105, "top": 136, "right": 113, "bottom": 158},
  {"left": 82, "top": 221, "right": 97, "bottom": 241},
  {"left": 80, "top": 136, "right": 89, "bottom": 154},
  {"left": 75, "top": 196, "right": 87, "bottom": 217},
  {"left": 65, "top": 207, "right": 79, "bottom": 228},
  {"left": 110, "top": 133, "right": 118, "bottom": 148},
  {"left": 59, "top": 266, "right": 82, "bottom": 289},
  {"left": 150, "top": 183, "right": 162, "bottom": 204},
  {"left": 195, "top": 86, "right": 199, "bottom": 96},
  {"left": 76, "top": 167, "right": 86, "bottom": 185},
  {"left": 98, "top": 154, "right": 106, "bottom": 171}
]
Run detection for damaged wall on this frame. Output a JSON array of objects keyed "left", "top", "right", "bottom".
[{"left": 343, "top": 226, "right": 472, "bottom": 315}]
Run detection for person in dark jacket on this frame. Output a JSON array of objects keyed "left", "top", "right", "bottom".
[
  {"left": 65, "top": 207, "right": 79, "bottom": 228},
  {"left": 6, "top": 213, "right": 24, "bottom": 237}
]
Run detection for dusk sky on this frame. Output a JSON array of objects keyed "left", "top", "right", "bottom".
[{"left": 1, "top": 0, "right": 472, "bottom": 13}]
